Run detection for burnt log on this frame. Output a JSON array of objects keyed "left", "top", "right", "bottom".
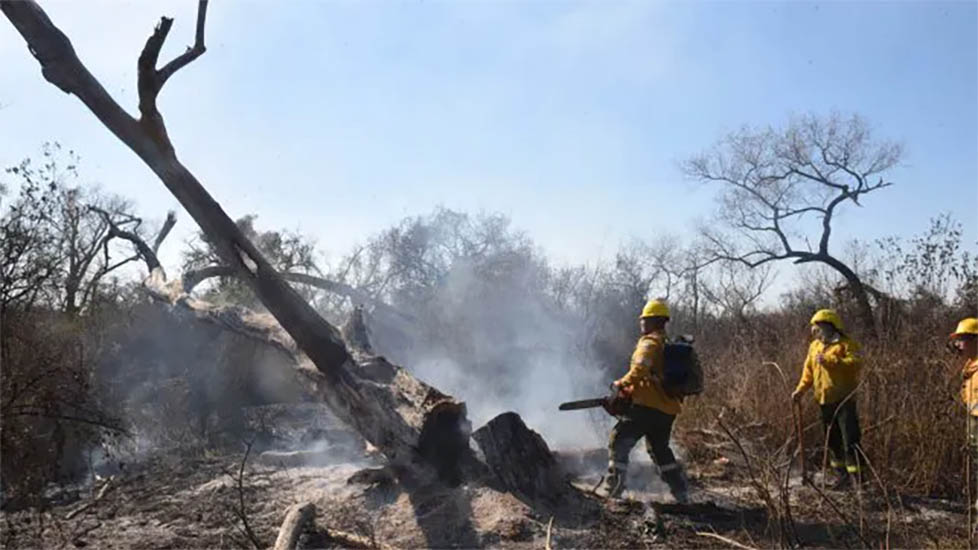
[
  {"left": 273, "top": 502, "right": 315, "bottom": 550},
  {"left": 472, "top": 412, "right": 570, "bottom": 506}
]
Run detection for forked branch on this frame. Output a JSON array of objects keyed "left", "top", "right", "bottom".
[{"left": 137, "top": 0, "right": 209, "bottom": 152}]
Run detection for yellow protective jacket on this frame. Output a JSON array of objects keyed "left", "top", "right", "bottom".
[
  {"left": 961, "top": 358, "right": 978, "bottom": 417},
  {"left": 794, "top": 335, "right": 862, "bottom": 405},
  {"left": 617, "top": 330, "right": 682, "bottom": 416}
]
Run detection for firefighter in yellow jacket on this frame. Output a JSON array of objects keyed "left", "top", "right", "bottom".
[
  {"left": 949, "top": 318, "right": 978, "bottom": 485},
  {"left": 603, "top": 299, "right": 688, "bottom": 503},
  {"left": 950, "top": 318, "right": 978, "bottom": 418},
  {"left": 791, "top": 309, "right": 864, "bottom": 489}
]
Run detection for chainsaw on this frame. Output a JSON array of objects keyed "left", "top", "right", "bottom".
[{"left": 558, "top": 385, "right": 632, "bottom": 416}]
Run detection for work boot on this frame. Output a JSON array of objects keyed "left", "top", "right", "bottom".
[
  {"left": 603, "top": 471, "right": 625, "bottom": 498},
  {"left": 661, "top": 465, "right": 689, "bottom": 504},
  {"left": 830, "top": 470, "right": 851, "bottom": 490}
]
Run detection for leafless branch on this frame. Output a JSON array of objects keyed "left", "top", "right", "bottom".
[
  {"left": 222, "top": 441, "right": 263, "bottom": 550},
  {"left": 5, "top": 408, "right": 127, "bottom": 433},
  {"left": 136, "top": 0, "right": 208, "bottom": 152},
  {"left": 695, "top": 531, "right": 759, "bottom": 550},
  {"left": 64, "top": 476, "right": 115, "bottom": 520},
  {"left": 157, "top": 1, "right": 208, "bottom": 86},
  {"left": 87, "top": 205, "right": 162, "bottom": 275},
  {"left": 181, "top": 264, "right": 414, "bottom": 321},
  {"left": 153, "top": 210, "right": 177, "bottom": 254}
]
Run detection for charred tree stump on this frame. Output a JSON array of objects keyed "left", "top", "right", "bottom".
[
  {"left": 341, "top": 305, "right": 373, "bottom": 354},
  {"left": 472, "top": 412, "right": 570, "bottom": 506}
]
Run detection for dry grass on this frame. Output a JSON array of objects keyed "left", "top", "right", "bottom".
[{"left": 680, "top": 305, "right": 968, "bottom": 498}]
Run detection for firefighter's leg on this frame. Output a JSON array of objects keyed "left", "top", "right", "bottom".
[
  {"left": 838, "top": 399, "right": 863, "bottom": 485},
  {"left": 969, "top": 415, "right": 978, "bottom": 511},
  {"left": 643, "top": 408, "right": 688, "bottom": 503},
  {"left": 605, "top": 419, "right": 642, "bottom": 497},
  {"left": 820, "top": 403, "right": 849, "bottom": 487}
]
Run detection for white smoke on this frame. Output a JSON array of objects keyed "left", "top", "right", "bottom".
[{"left": 374, "top": 259, "right": 614, "bottom": 450}]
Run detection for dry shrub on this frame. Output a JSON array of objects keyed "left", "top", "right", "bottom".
[{"left": 0, "top": 310, "right": 124, "bottom": 509}]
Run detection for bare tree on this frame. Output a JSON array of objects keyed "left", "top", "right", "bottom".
[
  {"left": 684, "top": 113, "right": 903, "bottom": 336},
  {"left": 0, "top": 145, "right": 149, "bottom": 315},
  {"left": 699, "top": 261, "right": 773, "bottom": 323}
]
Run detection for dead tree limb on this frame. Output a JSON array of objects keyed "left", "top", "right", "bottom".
[
  {"left": 2, "top": 0, "right": 472, "bottom": 483},
  {"left": 64, "top": 476, "right": 115, "bottom": 520},
  {"left": 324, "top": 528, "right": 389, "bottom": 550},
  {"left": 88, "top": 205, "right": 162, "bottom": 275},
  {"left": 153, "top": 210, "right": 177, "bottom": 254},
  {"left": 545, "top": 516, "right": 554, "bottom": 550},
  {"left": 272, "top": 502, "right": 314, "bottom": 550},
  {"left": 181, "top": 265, "right": 413, "bottom": 323},
  {"left": 695, "top": 532, "right": 759, "bottom": 550}
]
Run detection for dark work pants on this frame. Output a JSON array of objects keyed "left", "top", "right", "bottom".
[
  {"left": 608, "top": 405, "right": 678, "bottom": 474},
  {"left": 819, "top": 399, "right": 862, "bottom": 473}
]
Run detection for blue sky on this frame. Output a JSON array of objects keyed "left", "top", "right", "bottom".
[{"left": 1, "top": 1, "right": 975, "bottom": 278}]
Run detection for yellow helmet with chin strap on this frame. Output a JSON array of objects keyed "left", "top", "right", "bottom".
[
  {"left": 950, "top": 317, "right": 978, "bottom": 340},
  {"left": 640, "top": 299, "right": 670, "bottom": 319},
  {"left": 810, "top": 309, "right": 844, "bottom": 332}
]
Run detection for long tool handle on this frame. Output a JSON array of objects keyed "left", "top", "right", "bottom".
[
  {"left": 793, "top": 400, "right": 808, "bottom": 482},
  {"left": 964, "top": 418, "right": 975, "bottom": 550}
]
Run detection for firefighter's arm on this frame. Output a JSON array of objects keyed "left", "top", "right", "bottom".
[
  {"left": 618, "top": 358, "right": 649, "bottom": 388},
  {"left": 820, "top": 342, "right": 861, "bottom": 370},
  {"left": 618, "top": 339, "right": 659, "bottom": 388}
]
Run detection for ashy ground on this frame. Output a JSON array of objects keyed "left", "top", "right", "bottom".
[{"left": 0, "top": 440, "right": 969, "bottom": 550}]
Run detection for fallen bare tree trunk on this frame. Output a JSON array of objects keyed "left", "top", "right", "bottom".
[
  {"left": 1, "top": 0, "right": 470, "bottom": 483},
  {"left": 4, "top": 4, "right": 596, "bottom": 516},
  {"left": 273, "top": 502, "right": 315, "bottom": 550}
]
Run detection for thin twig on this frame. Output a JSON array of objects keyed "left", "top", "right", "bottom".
[
  {"left": 695, "top": 531, "right": 759, "bottom": 550},
  {"left": 64, "top": 476, "right": 115, "bottom": 520},
  {"left": 222, "top": 441, "right": 262, "bottom": 550},
  {"left": 545, "top": 516, "right": 554, "bottom": 550}
]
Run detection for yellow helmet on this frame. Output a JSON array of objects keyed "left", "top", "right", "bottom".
[
  {"left": 640, "top": 299, "right": 670, "bottom": 319},
  {"left": 950, "top": 317, "right": 978, "bottom": 340},
  {"left": 810, "top": 309, "right": 844, "bottom": 332}
]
